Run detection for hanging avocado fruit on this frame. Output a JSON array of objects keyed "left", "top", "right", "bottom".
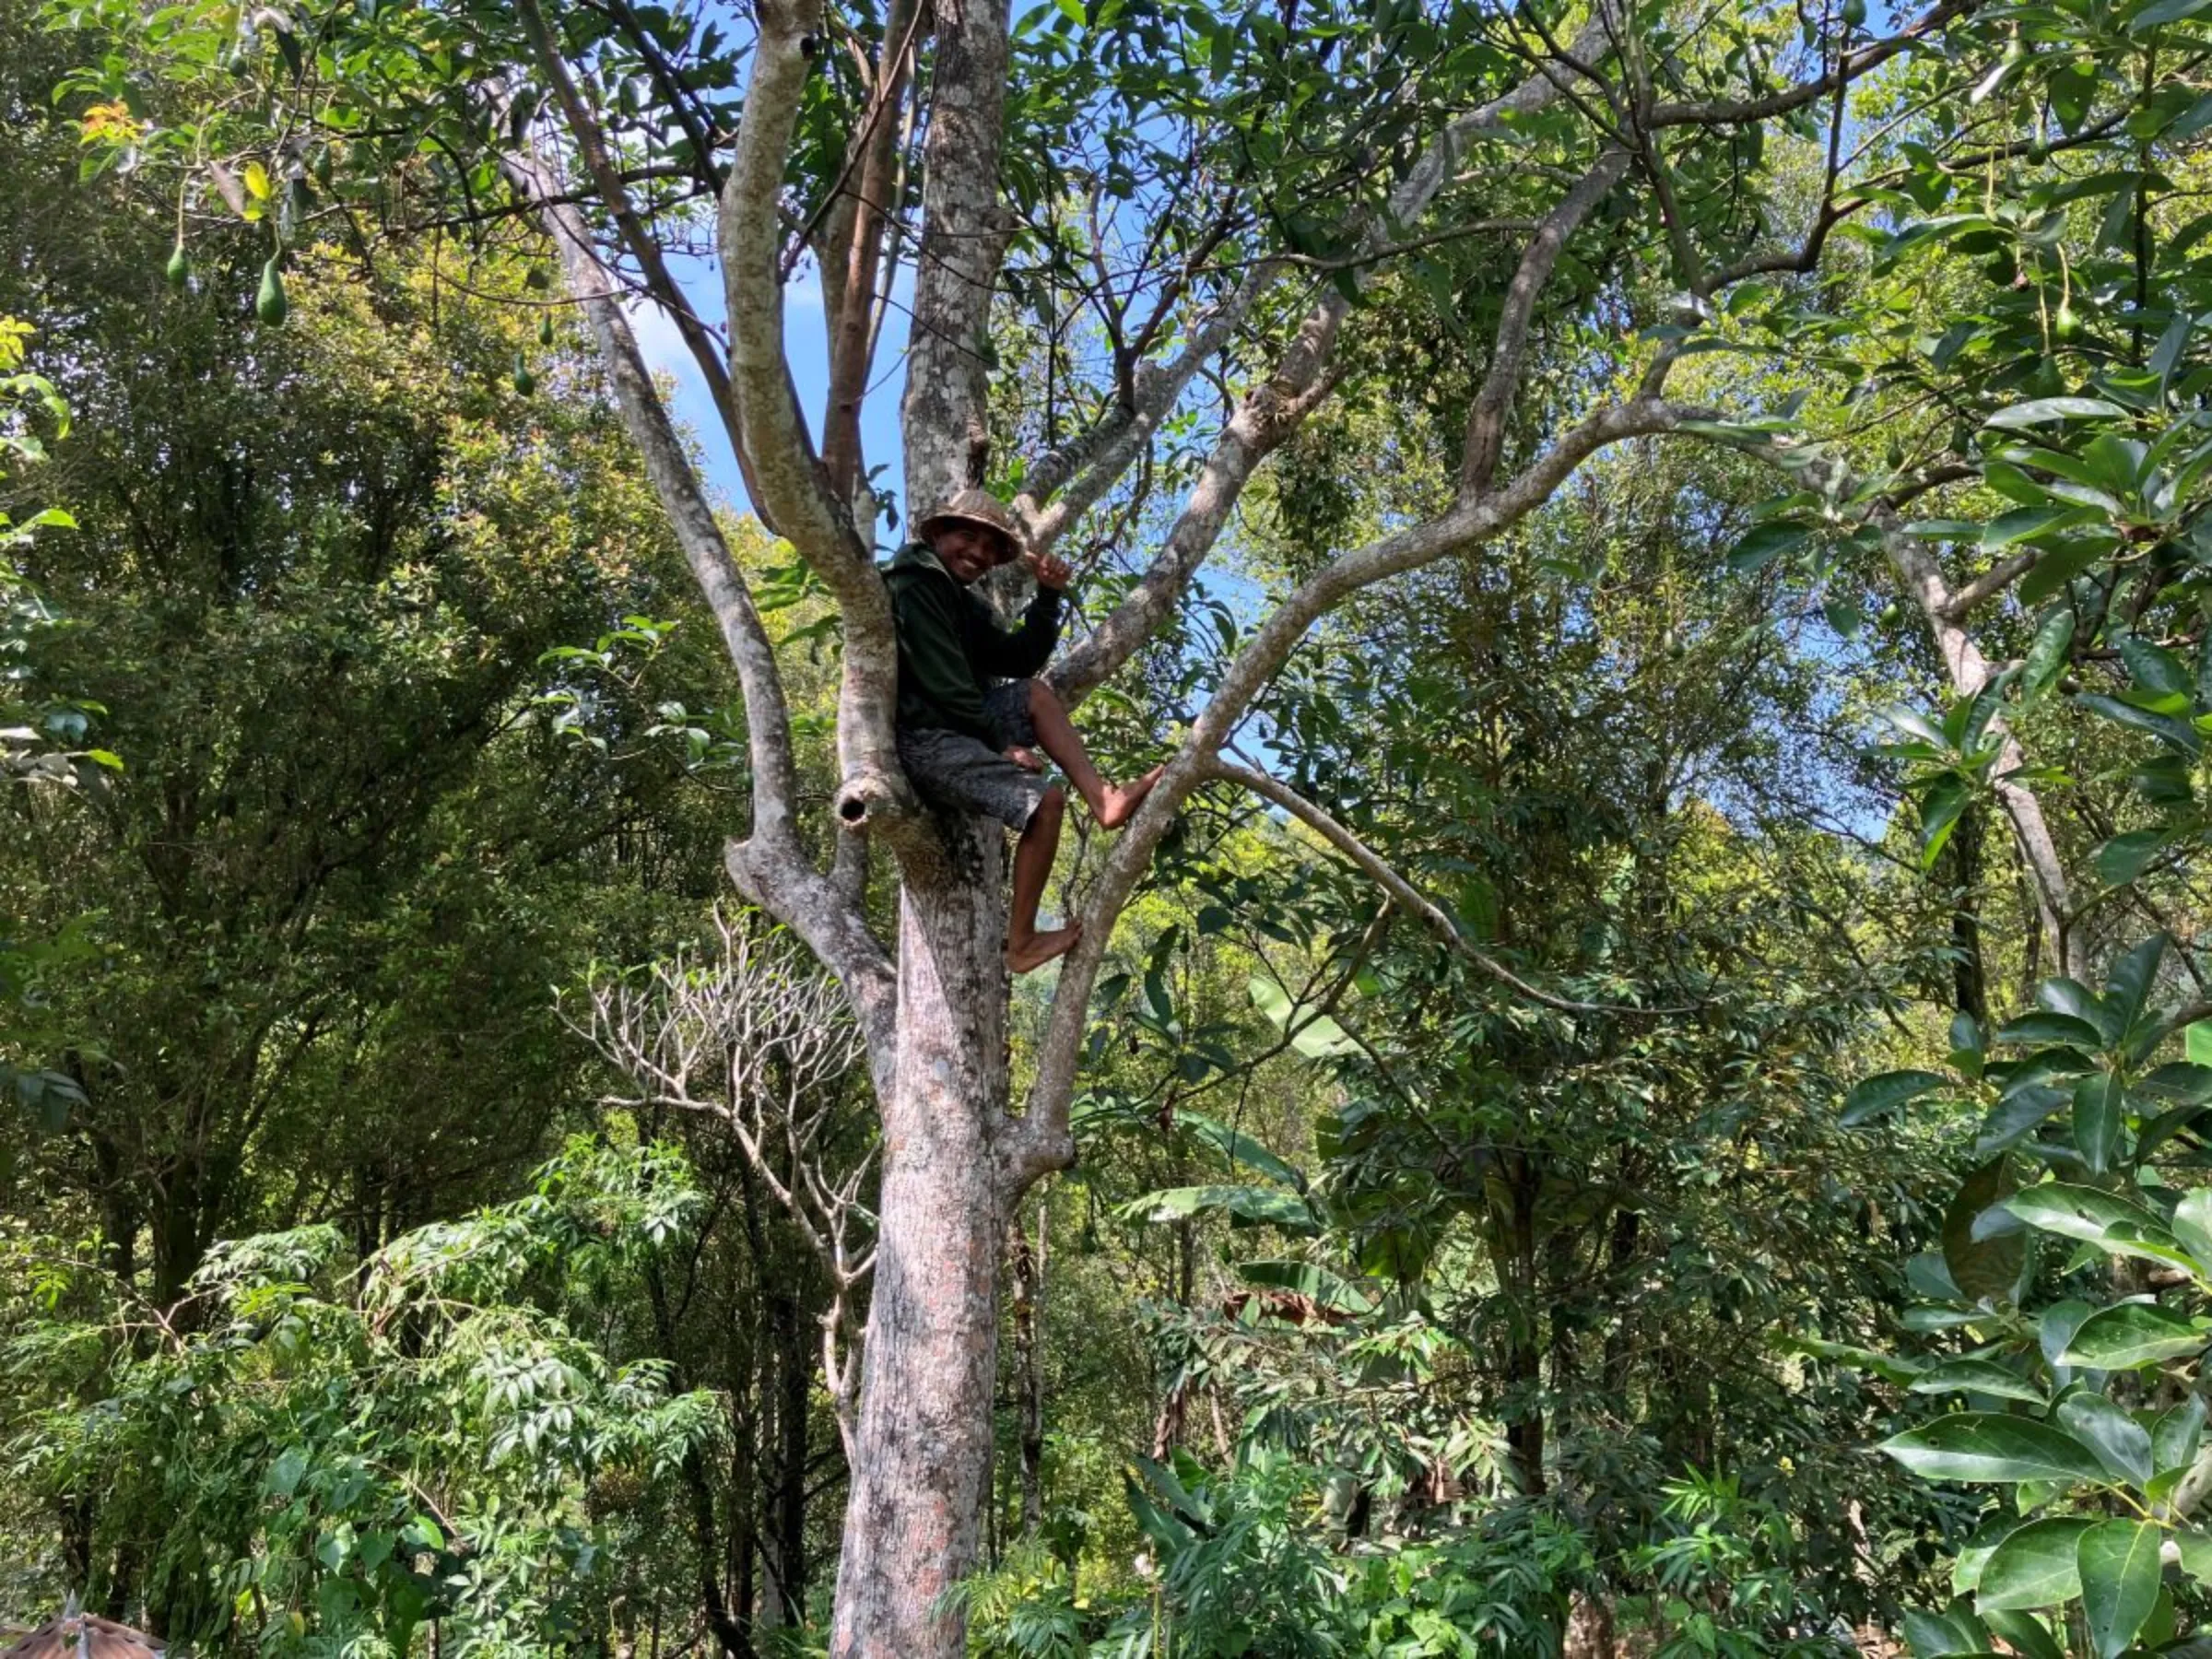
[
  {"left": 1878, "top": 602, "right": 1903, "bottom": 627},
  {"left": 524, "top": 265, "right": 552, "bottom": 291},
  {"left": 512, "top": 352, "right": 536, "bottom": 396},
  {"left": 255, "top": 257, "right": 288, "bottom": 325},
  {"left": 537, "top": 313, "right": 555, "bottom": 347},
  {"left": 165, "top": 242, "right": 191, "bottom": 291},
  {"left": 2054, "top": 301, "right": 2082, "bottom": 341},
  {"left": 1841, "top": 0, "right": 1865, "bottom": 26}
]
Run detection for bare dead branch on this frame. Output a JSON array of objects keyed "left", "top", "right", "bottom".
[{"left": 581, "top": 910, "right": 874, "bottom": 1449}]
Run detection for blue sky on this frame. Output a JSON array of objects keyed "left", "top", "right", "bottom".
[{"left": 629, "top": 255, "right": 917, "bottom": 547}]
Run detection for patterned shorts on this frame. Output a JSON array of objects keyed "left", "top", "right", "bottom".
[{"left": 897, "top": 679, "right": 1050, "bottom": 831}]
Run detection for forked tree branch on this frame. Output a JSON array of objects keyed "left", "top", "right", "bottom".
[
  {"left": 722, "top": 0, "right": 919, "bottom": 845},
  {"left": 1461, "top": 149, "right": 1631, "bottom": 493},
  {"left": 1050, "top": 20, "right": 1617, "bottom": 702},
  {"left": 1647, "top": 0, "right": 1981, "bottom": 127},
  {"left": 1011, "top": 394, "right": 1704, "bottom": 1190},
  {"left": 503, "top": 136, "right": 899, "bottom": 1067},
  {"left": 1737, "top": 438, "right": 2078, "bottom": 976}
]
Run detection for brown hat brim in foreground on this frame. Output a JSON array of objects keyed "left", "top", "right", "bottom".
[{"left": 918, "top": 488, "right": 1028, "bottom": 565}]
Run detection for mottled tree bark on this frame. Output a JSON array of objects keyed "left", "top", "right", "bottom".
[{"left": 829, "top": 832, "right": 1010, "bottom": 1658}]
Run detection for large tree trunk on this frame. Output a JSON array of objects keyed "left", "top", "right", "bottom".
[{"left": 830, "top": 830, "right": 1010, "bottom": 1657}]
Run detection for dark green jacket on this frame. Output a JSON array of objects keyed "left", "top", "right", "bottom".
[{"left": 884, "top": 542, "right": 1063, "bottom": 745}]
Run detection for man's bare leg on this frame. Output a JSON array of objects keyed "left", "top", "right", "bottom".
[
  {"left": 1006, "top": 784, "right": 1080, "bottom": 973},
  {"left": 1024, "top": 679, "right": 1165, "bottom": 830}
]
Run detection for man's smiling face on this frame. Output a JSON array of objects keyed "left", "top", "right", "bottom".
[{"left": 930, "top": 521, "right": 1006, "bottom": 583}]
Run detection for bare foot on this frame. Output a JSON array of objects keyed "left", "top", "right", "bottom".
[
  {"left": 1006, "top": 921, "right": 1082, "bottom": 974},
  {"left": 1094, "top": 763, "right": 1167, "bottom": 830}
]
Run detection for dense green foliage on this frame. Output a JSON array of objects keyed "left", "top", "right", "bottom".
[{"left": 18, "top": 0, "right": 2212, "bottom": 1647}]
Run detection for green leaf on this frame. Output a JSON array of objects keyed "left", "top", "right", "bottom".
[
  {"left": 1247, "top": 975, "right": 1358, "bottom": 1058},
  {"left": 1975, "top": 1516, "right": 2093, "bottom": 1610},
  {"left": 1994, "top": 1012, "right": 2108, "bottom": 1052},
  {"left": 1984, "top": 397, "right": 2128, "bottom": 428},
  {"left": 2077, "top": 1519, "right": 2161, "bottom": 1659},
  {"left": 1127, "top": 1453, "right": 1213, "bottom": 1530},
  {"left": 2096, "top": 829, "right": 2170, "bottom": 887},
  {"left": 2038, "top": 977, "right": 2118, "bottom": 1041},
  {"left": 2062, "top": 1301, "right": 2207, "bottom": 1369},
  {"left": 2078, "top": 692, "right": 2202, "bottom": 755},
  {"left": 2120, "top": 639, "right": 2192, "bottom": 701},
  {"left": 1127, "top": 1184, "right": 1320, "bottom": 1232},
  {"left": 1920, "top": 774, "right": 1971, "bottom": 868},
  {"left": 2058, "top": 1391, "right": 2154, "bottom": 1486},
  {"left": 1908, "top": 1359, "right": 2048, "bottom": 1404},
  {"left": 2018, "top": 540, "right": 2109, "bottom": 606},
  {"left": 1981, "top": 1606, "right": 2065, "bottom": 1659},
  {"left": 2004, "top": 1183, "right": 2171, "bottom": 1252},
  {"left": 2041, "top": 1300, "right": 2098, "bottom": 1370},
  {"left": 2153, "top": 1393, "right": 2206, "bottom": 1476},
  {"left": 1779, "top": 1335, "right": 1925, "bottom": 1384},
  {"left": 1974, "top": 1088, "right": 2068, "bottom": 1157},
  {"left": 2073, "top": 1072, "right": 2124, "bottom": 1175},
  {"left": 2133, "top": 0, "right": 2212, "bottom": 29},
  {"left": 2191, "top": 1021, "right": 2212, "bottom": 1066},
  {"left": 1842, "top": 1068, "right": 1950, "bottom": 1127},
  {"left": 265, "top": 1445, "right": 309, "bottom": 1498},
  {"left": 2141, "top": 1063, "right": 2212, "bottom": 1104},
  {"left": 1176, "top": 1112, "right": 1306, "bottom": 1191},
  {"left": 2021, "top": 608, "right": 2077, "bottom": 702},
  {"left": 2171, "top": 1188, "right": 2212, "bottom": 1275},
  {"left": 1726, "top": 521, "right": 1810, "bottom": 573},
  {"left": 1879, "top": 1414, "right": 2109, "bottom": 1484},
  {"left": 2105, "top": 934, "right": 2168, "bottom": 1030}
]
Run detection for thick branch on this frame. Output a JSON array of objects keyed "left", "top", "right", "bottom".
[
  {"left": 720, "top": 0, "right": 870, "bottom": 577},
  {"left": 1461, "top": 150, "right": 1631, "bottom": 494},
  {"left": 1010, "top": 396, "right": 1701, "bottom": 1189},
  {"left": 1939, "top": 546, "right": 2041, "bottom": 618},
  {"left": 900, "top": 0, "right": 1017, "bottom": 512},
  {"left": 505, "top": 141, "right": 899, "bottom": 1065},
  {"left": 722, "top": 0, "right": 918, "bottom": 844},
  {"left": 1748, "top": 439, "right": 2077, "bottom": 975},
  {"left": 1017, "top": 260, "right": 1277, "bottom": 556},
  {"left": 821, "top": 0, "right": 922, "bottom": 508}
]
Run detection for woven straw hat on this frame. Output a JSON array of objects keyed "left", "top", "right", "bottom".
[{"left": 917, "top": 488, "right": 1028, "bottom": 564}]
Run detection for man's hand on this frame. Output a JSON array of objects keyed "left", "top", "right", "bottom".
[
  {"left": 1004, "top": 746, "right": 1044, "bottom": 772},
  {"left": 1024, "top": 548, "right": 1072, "bottom": 592}
]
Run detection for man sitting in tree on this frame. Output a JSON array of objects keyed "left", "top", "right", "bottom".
[{"left": 888, "top": 490, "right": 1163, "bottom": 972}]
